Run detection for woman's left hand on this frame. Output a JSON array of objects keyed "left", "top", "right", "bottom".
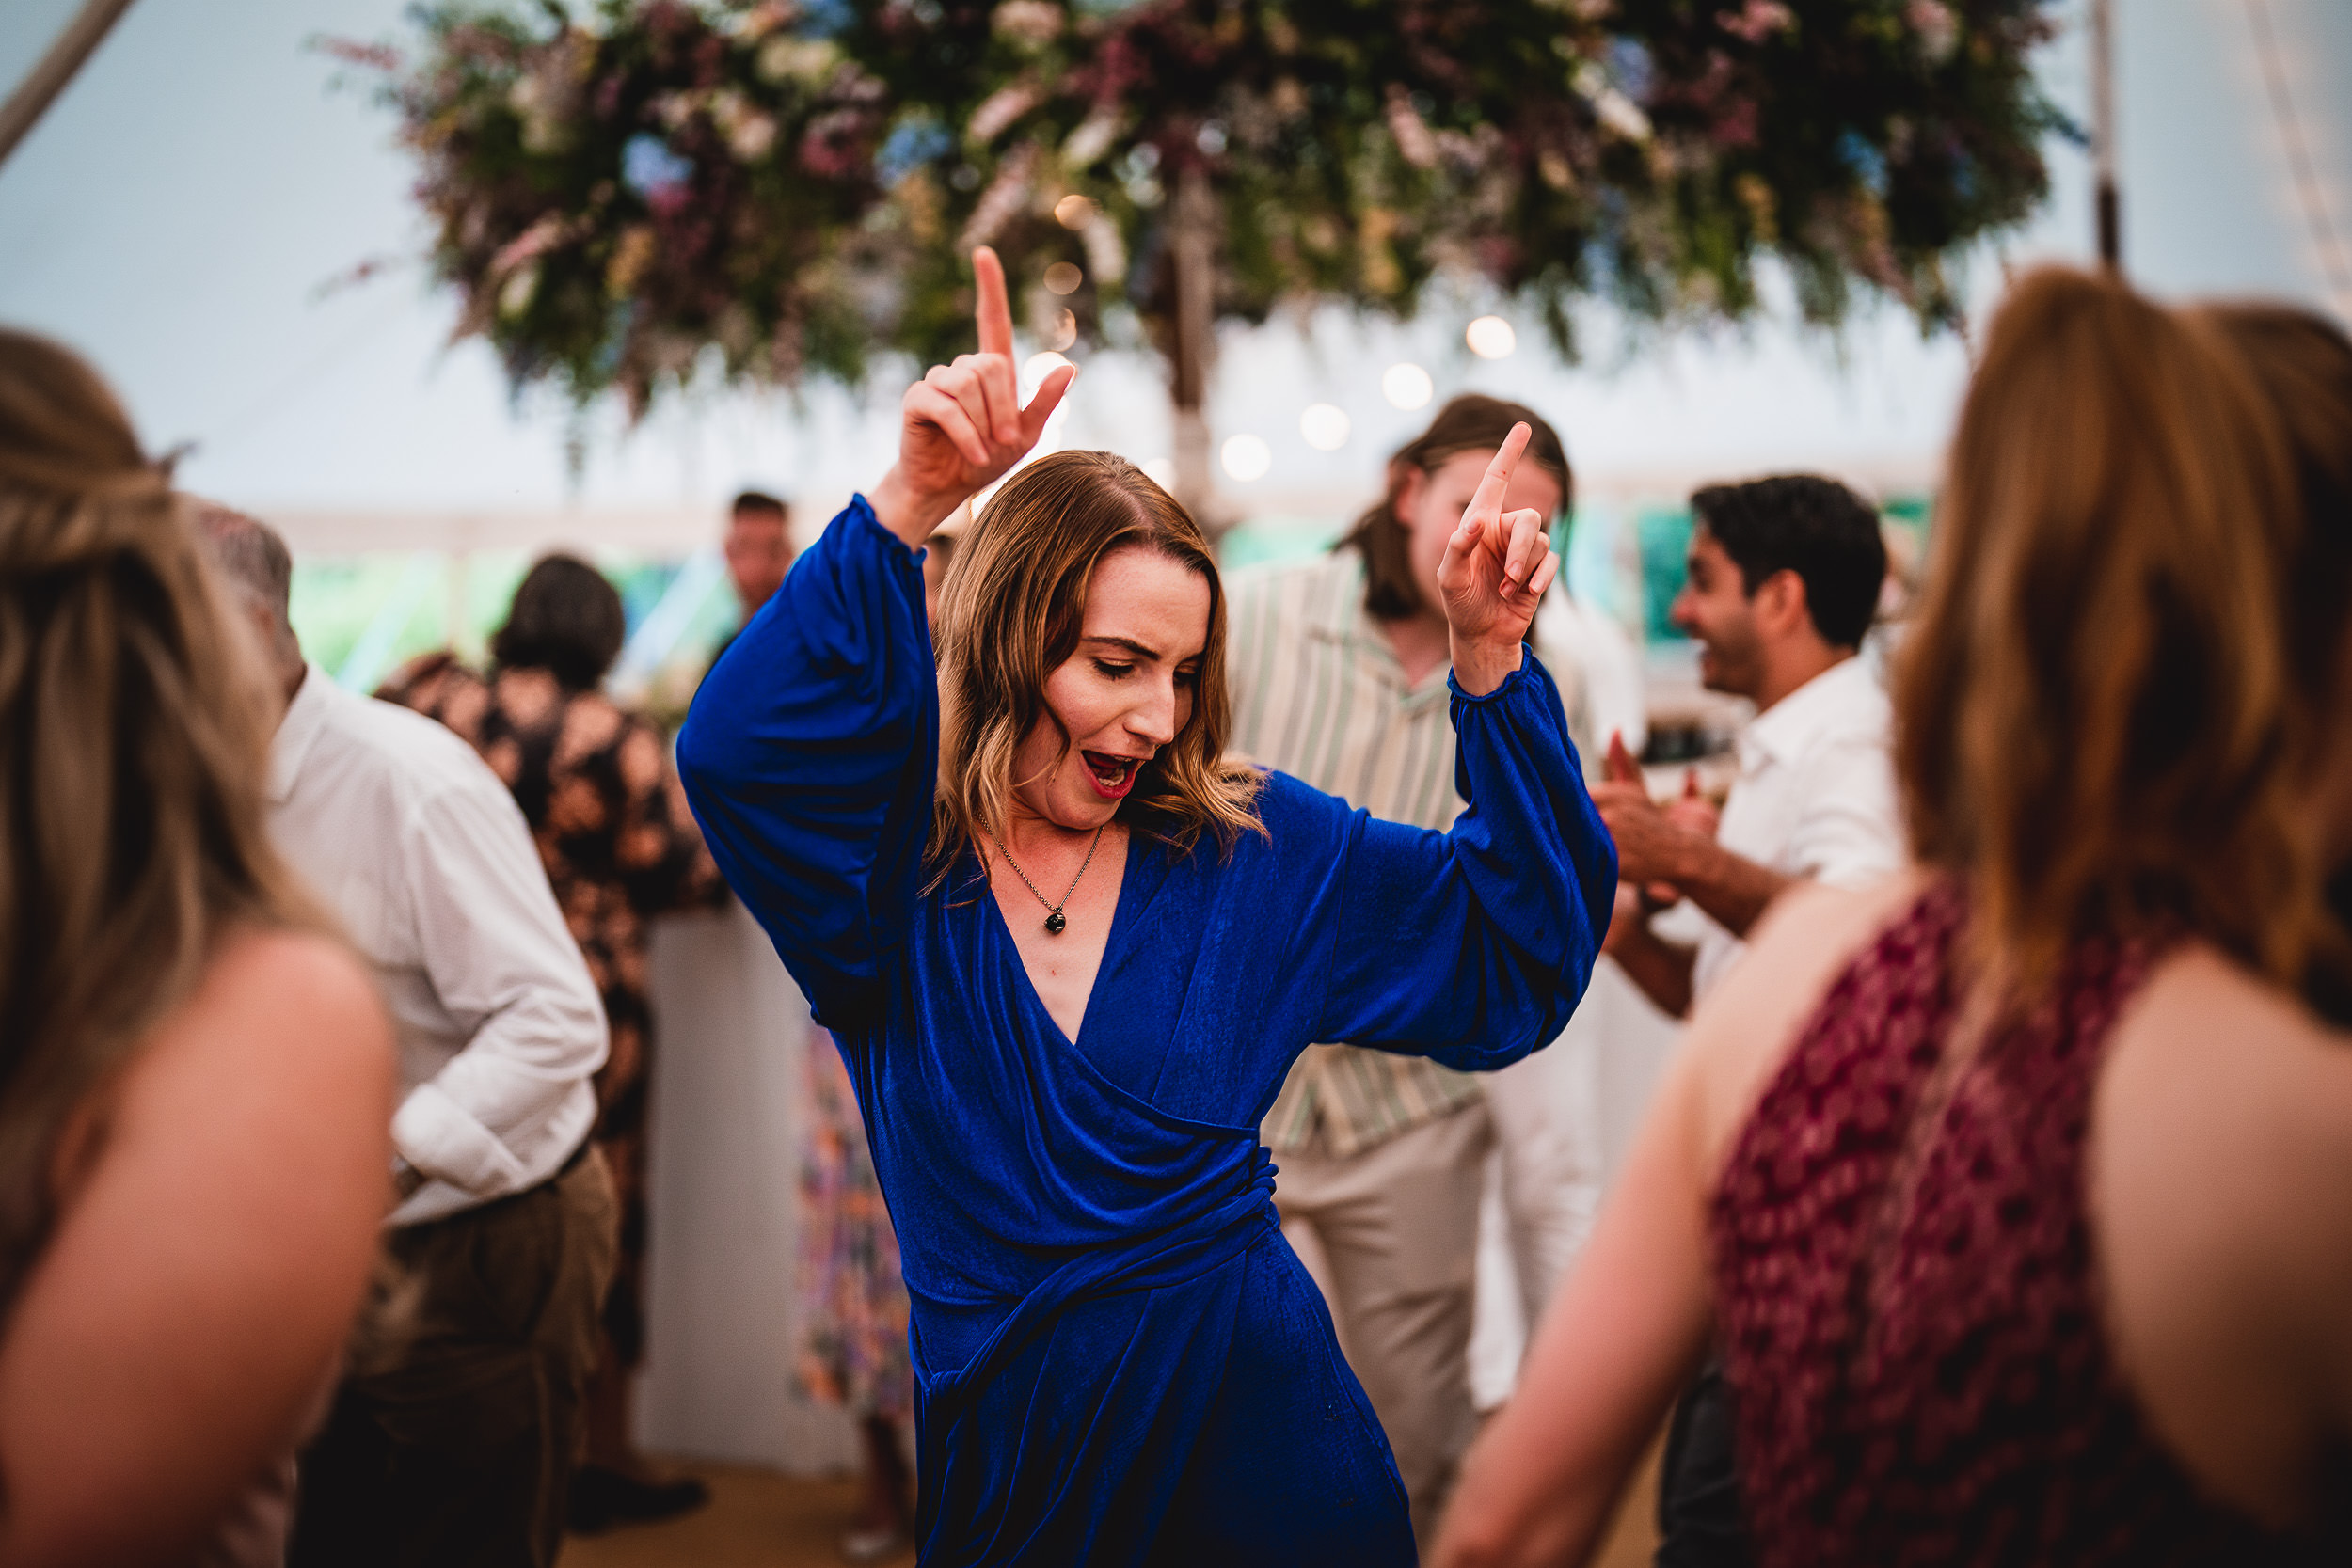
[{"left": 1438, "top": 421, "right": 1560, "bottom": 695}]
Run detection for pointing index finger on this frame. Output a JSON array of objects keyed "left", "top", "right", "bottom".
[
  {"left": 973, "top": 246, "right": 1014, "bottom": 359},
  {"left": 1467, "top": 421, "right": 1532, "bottom": 522}
]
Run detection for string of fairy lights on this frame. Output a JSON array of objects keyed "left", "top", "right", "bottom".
[{"left": 1216, "top": 315, "right": 1516, "bottom": 483}]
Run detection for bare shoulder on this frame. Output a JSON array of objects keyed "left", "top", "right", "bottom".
[
  {"left": 1682, "top": 870, "right": 1931, "bottom": 1189},
  {"left": 132, "top": 927, "right": 392, "bottom": 1117},
  {"left": 2092, "top": 947, "right": 2352, "bottom": 1522},
  {"left": 199, "top": 926, "right": 384, "bottom": 1043},
  {"left": 2099, "top": 946, "right": 2352, "bottom": 1238}
]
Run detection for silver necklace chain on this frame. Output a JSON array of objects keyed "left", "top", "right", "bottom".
[{"left": 988, "top": 824, "right": 1106, "bottom": 935}]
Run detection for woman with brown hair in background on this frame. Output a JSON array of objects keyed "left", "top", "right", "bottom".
[
  {"left": 1436, "top": 267, "right": 2352, "bottom": 1566},
  {"left": 676, "top": 249, "right": 1615, "bottom": 1564},
  {"left": 381, "top": 553, "right": 723, "bottom": 1531},
  {"left": 0, "top": 329, "right": 393, "bottom": 1563}
]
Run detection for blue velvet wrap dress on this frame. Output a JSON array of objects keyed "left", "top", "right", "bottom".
[{"left": 676, "top": 498, "right": 1618, "bottom": 1566}]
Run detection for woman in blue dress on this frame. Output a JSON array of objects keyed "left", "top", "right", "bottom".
[{"left": 678, "top": 249, "right": 1616, "bottom": 1565}]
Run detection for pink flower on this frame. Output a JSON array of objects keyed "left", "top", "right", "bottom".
[{"left": 1716, "top": 0, "right": 1795, "bottom": 45}]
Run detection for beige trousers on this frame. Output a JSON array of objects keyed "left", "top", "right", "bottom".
[{"left": 1275, "top": 1101, "right": 1494, "bottom": 1554}]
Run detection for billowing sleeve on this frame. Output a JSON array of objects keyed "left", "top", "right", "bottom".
[
  {"left": 676, "top": 497, "right": 935, "bottom": 1029},
  {"left": 1299, "top": 651, "right": 1618, "bottom": 1071}
]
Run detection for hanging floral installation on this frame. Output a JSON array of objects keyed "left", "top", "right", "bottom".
[{"left": 338, "top": 0, "right": 2063, "bottom": 418}]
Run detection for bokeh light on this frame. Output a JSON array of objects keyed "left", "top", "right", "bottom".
[
  {"left": 1466, "top": 316, "right": 1517, "bottom": 358},
  {"left": 1053, "top": 194, "right": 1097, "bottom": 229},
  {"left": 1021, "top": 350, "right": 1073, "bottom": 393},
  {"left": 1298, "top": 403, "right": 1351, "bottom": 451},
  {"left": 1043, "top": 261, "right": 1084, "bottom": 294},
  {"left": 1381, "top": 362, "right": 1434, "bottom": 410},
  {"left": 1219, "top": 434, "right": 1273, "bottom": 482}
]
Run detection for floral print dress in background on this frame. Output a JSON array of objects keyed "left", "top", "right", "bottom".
[{"left": 799, "top": 1035, "right": 914, "bottom": 1420}]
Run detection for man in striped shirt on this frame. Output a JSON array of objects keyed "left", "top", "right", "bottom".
[{"left": 1225, "top": 395, "right": 1639, "bottom": 1550}]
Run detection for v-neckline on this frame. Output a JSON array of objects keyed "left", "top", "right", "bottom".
[{"left": 979, "top": 829, "right": 1146, "bottom": 1052}]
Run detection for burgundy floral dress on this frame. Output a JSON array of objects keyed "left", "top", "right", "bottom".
[{"left": 1711, "top": 881, "right": 2341, "bottom": 1566}]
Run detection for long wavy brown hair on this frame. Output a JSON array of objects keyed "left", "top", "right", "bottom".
[
  {"left": 0, "top": 329, "right": 324, "bottom": 1307},
  {"left": 2201, "top": 300, "right": 2352, "bottom": 1015},
  {"left": 1894, "top": 267, "right": 2323, "bottom": 1001},
  {"left": 927, "top": 450, "right": 1263, "bottom": 886}
]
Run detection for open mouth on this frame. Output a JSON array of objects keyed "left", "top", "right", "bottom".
[{"left": 1082, "top": 750, "right": 1144, "bottom": 800}]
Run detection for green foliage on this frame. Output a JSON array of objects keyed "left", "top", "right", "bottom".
[{"left": 339, "top": 0, "right": 2062, "bottom": 415}]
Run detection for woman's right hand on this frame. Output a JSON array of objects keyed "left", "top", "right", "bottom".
[{"left": 870, "top": 246, "right": 1077, "bottom": 546}]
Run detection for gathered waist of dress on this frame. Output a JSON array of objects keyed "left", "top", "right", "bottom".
[{"left": 912, "top": 1164, "right": 1279, "bottom": 1410}]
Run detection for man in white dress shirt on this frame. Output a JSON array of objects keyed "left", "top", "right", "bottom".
[
  {"left": 1597, "top": 475, "right": 1903, "bottom": 1018},
  {"left": 1589, "top": 474, "right": 1903, "bottom": 1568},
  {"left": 198, "top": 509, "right": 614, "bottom": 1568}
]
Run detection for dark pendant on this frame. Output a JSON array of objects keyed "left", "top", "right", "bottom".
[{"left": 1044, "top": 910, "right": 1067, "bottom": 934}]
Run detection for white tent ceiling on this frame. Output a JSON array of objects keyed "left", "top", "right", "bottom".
[{"left": 5, "top": 0, "right": 2350, "bottom": 551}]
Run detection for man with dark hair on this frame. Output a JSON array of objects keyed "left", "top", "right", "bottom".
[
  {"left": 1595, "top": 474, "right": 1899, "bottom": 1018},
  {"left": 1589, "top": 474, "right": 1902, "bottom": 1568},
  {"left": 724, "top": 489, "right": 792, "bottom": 621}
]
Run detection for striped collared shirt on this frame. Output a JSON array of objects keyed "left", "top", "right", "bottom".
[{"left": 1226, "top": 550, "right": 1597, "bottom": 1157}]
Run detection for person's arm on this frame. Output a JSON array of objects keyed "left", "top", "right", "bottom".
[
  {"left": 866, "top": 246, "right": 1073, "bottom": 549},
  {"left": 392, "top": 778, "right": 610, "bottom": 1201},
  {"left": 1300, "top": 429, "right": 1619, "bottom": 1069},
  {"left": 1438, "top": 876, "right": 1920, "bottom": 1568},
  {"left": 1602, "top": 883, "right": 1698, "bottom": 1018},
  {"left": 676, "top": 497, "right": 938, "bottom": 1028},
  {"left": 1593, "top": 780, "right": 1789, "bottom": 941},
  {"left": 1435, "top": 1047, "right": 1716, "bottom": 1567},
  {"left": 677, "top": 245, "right": 1068, "bottom": 1026},
  {"left": 0, "top": 929, "right": 393, "bottom": 1567}
]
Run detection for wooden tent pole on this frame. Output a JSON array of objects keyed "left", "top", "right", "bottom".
[
  {"left": 2090, "top": 0, "right": 2120, "bottom": 269},
  {"left": 0, "top": 0, "right": 141, "bottom": 172}
]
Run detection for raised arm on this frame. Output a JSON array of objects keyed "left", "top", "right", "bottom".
[
  {"left": 867, "top": 246, "right": 1075, "bottom": 547},
  {"left": 1305, "top": 427, "right": 1618, "bottom": 1066},
  {"left": 678, "top": 247, "right": 1069, "bottom": 1024}
]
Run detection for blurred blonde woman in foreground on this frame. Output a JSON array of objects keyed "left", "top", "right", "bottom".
[
  {"left": 0, "top": 330, "right": 393, "bottom": 1565},
  {"left": 1438, "top": 269, "right": 2352, "bottom": 1566}
]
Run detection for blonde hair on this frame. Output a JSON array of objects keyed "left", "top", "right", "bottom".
[
  {"left": 927, "top": 451, "right": 1263, "bottom": 886},
  {"left": 1894, "top": 268, "right": 2312, "bottom": 999},
  {"left": 0, "top": 329, "right": 324, "bottom": 1307}
]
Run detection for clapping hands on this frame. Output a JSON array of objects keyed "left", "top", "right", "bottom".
[
  {"left": 871, "top": 246, "right": 1077, "bottom": 546},
  {"left": 1590, "top": 732, "right": 1716, "bottom": 903}
]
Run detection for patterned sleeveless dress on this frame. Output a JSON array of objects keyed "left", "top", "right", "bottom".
[{"left": 1710, "top": 881, "right": 2340, "bottom": 1566}]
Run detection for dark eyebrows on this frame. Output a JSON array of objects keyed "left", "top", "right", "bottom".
[{"left": 1084, "top": 634, "right": 1167, "bottom": 661}]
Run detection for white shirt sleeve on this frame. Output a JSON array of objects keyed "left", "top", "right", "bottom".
[
  {"left": 1534, "top": 594, "right": 1649, "bottom": 766},
  {"left": 1783, "top": 736, "right": 1908, "bottom": 891},
  {"left": 387, "top": 780, "right": 610, "bottom": 1197}
]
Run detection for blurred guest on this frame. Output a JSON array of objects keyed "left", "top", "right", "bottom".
[
  {"left": 798, "top": 1036, "right": 916, "bottom": 1561},
  {"left": 1224, "top": 394, "right": 1620, "bottom": 1549},
  {"left": 2209, "top": 302, "right": 2352, "bottom": 1028},
  {"left": 1582, "top": 475, "right": 1901, "bottom": 1564},
  {"left": 380, "top": 554, "right": 723, "bottom": 1531},
  {"left": 921, "top": 511, "right": 963, "bottom": 626},
  {"left": 725, "top": 489, "right": 792, "bottom": 621},
  {"left": 1438, "top": 268, "right": 2352, "bottom": 1567},
  {"left": 200, "top": 513, "right": 615, "bottom": 1568},
  {"left": 0, "top": 330, "right": 392, "bottom": 1566},
  {"left": 1597, "top": 476, "right": 1902, "bottom": 1021}
]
